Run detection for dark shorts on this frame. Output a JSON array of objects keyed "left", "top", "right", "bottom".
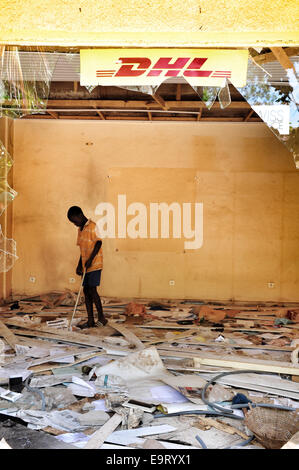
[{"left": 83, "top": 269, "right": 102, "bottom": 287}]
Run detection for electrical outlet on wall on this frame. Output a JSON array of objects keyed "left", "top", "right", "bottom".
[{"left": 169, "top": 280, "right": 175, "bottom": 286}]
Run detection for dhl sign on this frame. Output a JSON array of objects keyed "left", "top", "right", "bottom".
[{"left": 80, "top": 49, "right": 248, "bottom": 87}]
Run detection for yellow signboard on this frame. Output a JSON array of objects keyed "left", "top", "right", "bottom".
[{"left": 80, "top": 49, "right": 248, "bottom": 87}]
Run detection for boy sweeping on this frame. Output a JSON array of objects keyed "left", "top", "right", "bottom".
[{"left": 67, "top": 206, "right": 107, "bottom": 328}]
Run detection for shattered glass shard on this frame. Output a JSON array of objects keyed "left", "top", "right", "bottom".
[
  {"left": 0, "top": 182, "right": 18, "bottom": 216},
  {"left": 0, "top": 140, "right": 17, "bottom": 215},
  {"left": 0, "top": 225, "right": 18, "bottom": 273},
  {"left": 191, "top": 85, "right": 219, "bottom": 110},
  {"left": 84, "top": 85, "right": 97, "bottom": 94},
  {"left": 201, "top": 87, "right": 219, "bottom": 110},
  {"left": 0, "top": 46, "right": 59, "bottom": 117},
  {"left": 218, "top": 80, "right": 231, "bottom": 109},
  {"left": 0, "top": 141, "right": 13, "bottom": 172}
]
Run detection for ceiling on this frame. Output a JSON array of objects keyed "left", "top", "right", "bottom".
[{"left": 1, "top": 49, "right": 297, "bottom": 122}]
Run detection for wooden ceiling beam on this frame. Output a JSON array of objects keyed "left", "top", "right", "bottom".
[
  {"left": 47, "top": 111, "right": 59, "bottom": 119},
  {"left": 50, "top": 115, "right": 107, "bottom": 120},
  {"left": 252, "top": 47, "right": 299, "bottom": 65},
  {"left": 48, "top": 100, "right": 250, "bottom": 109},
  {"left": 3, "top": 99, "right": 251, "bottom": 110},
  {"left": 96, "top": 111, "right": 105, "bottom": 120},
  {"left": 176, "top": 84, "right": 182, "bottom": 101},
  {"left": 152, "top": 93, "right": 168, "bottom": 110},
  {"left": 270, "top": 47, "right": 296, "bottom": 71},
  {"left": 92, "top": 104, "right": 105, "bottom": 120},
  {"left": 22, "top": 115, "right": 262, "bottom": 122},
  {"left": 244, "top": 109, "right": 254, "bottom": 122}
]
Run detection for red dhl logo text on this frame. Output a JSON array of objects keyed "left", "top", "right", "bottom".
[{"left": 96, "top": 57, "right": 231, "bottom": 79}]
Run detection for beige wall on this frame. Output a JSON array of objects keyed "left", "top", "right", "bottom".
[{"left": 11, "top": 119, "right": 299, "bottom": 302}]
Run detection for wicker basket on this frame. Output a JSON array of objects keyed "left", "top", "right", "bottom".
[{"left": 244, "top": 407, "right": 299, "bottom": 449}]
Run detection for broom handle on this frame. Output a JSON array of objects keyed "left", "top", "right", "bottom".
[{"left": 69, "top": 269, "right": 86, "bottom": 330}]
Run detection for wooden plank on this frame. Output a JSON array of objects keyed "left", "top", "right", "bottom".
[
  {"left": 244, "top": 109, "right": 254, "bottom": 122},
  {"left": 0, "top": 319, "right": 17, "bottom": 350},
  {"left": 176, "top": 84, "right": 181, "bottom": 101},
  {"left": 92, "top": 104, "right": 105, "bottom": 119},
  {"left": 156, "top": 339, "right": 293, "bottom": 353},
  {"left": 84, "top": 413, "right": 123, "bottom": 449},
  {"left": 30, "top": 352, "right": 106, "bottom": 373},
  {"left": 252, "top": 47, "right": 299, "bottom": 65},
  {"left": 136, "top": 322, "right": 201, "bottom": 330},
  {"left": 144, "top": 330, "right": 196, "bottom": 346},
  {"left": 108, "top": 321, "right": 144, "bottom": 350},
  {"left": 194, "top": 417, "right": 248, "bottom": 439},
  {"left": 22, "top": 115, "right": 261, "bottom": 122},
  {"left": 6, "top": 322, "right": 131, "bottom": 355},
  {"left": 3, "top": 319, "right": 108, "bottom": 349},
  {"left": 95, "top": 111, "right": 105, "bottom": 119},
  {"left": 152, "top": 347, "right": 299, "bottom": 375},
  {"left": 192, "top": 355, "right": 299, "bottom": 376},
  {"left": 47, "top": 111, "right": 59, "bottom": 119},
  {"left": 19, "top": 99, "right": 251, "bottom": 110},
  {"left": 270, "top": 47, "right": 296, "bottom": 71},
  {"left": 196, "top": 108, "right": 202, "bottom": 121},
  {"left": 135, "top": 322, "right": 297, "bottom": 334},
  {"left": 2, "top": 327, "right": 97, "bottom": 346}
]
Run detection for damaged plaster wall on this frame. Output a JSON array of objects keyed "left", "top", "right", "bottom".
[
  {"left": 0, "top": 0, "right": 298, "bottom": 46},
  {"left": 11, "top": 119, "right": 299, "bottom": 302},
  {"left": 0, "top": 116, "right": 14, "bottom": 301}
]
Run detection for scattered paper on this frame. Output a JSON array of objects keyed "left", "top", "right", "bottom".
[
  {"left": 29, "top": 375, "right": 73, "bottom": 388},
  {"left": 104, "top": 425, "right": 177, "bottom": 446},
  {"left": 150, "top": 385, "right": 188, "bottom": 404},
  {"left": 87, "top": 399, "right": 109, "bottom": 411},
  {"left": 72, "top": 376, "right": 95, "bottom": 391},
  {"left": 158, "top": 402, "right": 208, "bottom": 414},
  {"left": 67, "top": 383, "right": 95, "bottom": 398}
]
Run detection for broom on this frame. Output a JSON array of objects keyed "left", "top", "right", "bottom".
[{"left": 68, "top": 269, "right": 86, "bottom": 330}]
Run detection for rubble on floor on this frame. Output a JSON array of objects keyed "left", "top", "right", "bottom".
[{"left": 0, "top": 294, "right": 298, "bottom": 449}]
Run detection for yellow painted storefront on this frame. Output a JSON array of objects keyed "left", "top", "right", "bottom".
[{"left": 0, "top": 0, "right": 298, "bottom": 46}]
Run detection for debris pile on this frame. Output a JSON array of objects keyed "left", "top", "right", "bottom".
[{"left": 0, "top": 296, "right": 298, "bottom": 449}]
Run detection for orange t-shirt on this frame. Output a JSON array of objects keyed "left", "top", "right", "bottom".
[{"left": 77, "top": 219, "right": 103, "bottom": 273}]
